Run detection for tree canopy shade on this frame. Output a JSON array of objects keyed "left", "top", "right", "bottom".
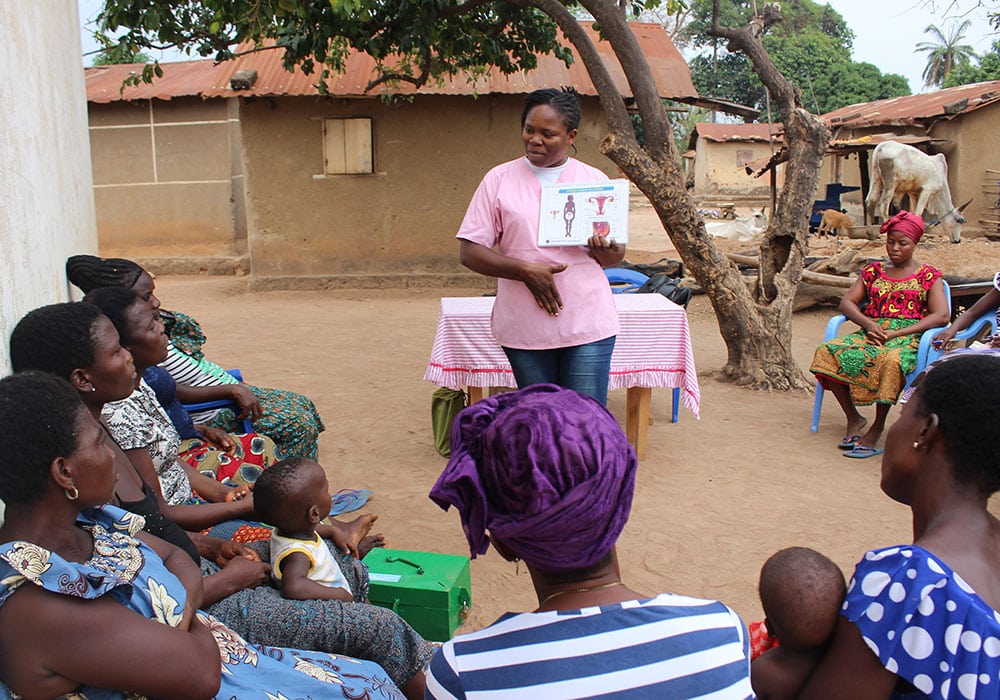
[
  {"left": 95, "top": 0, "right": 830, "bottom": 389},
  {"left": 681, "top": 0, "right": 909, "bottom": 116}
]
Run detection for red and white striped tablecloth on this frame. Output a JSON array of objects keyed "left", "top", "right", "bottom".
[{"left": 423, "top": 294, "right": 700, "bottom": 418}]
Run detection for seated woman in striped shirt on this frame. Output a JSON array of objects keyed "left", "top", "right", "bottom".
[
  {"left": 427, "top": 384, "right": 753, "bottom": 699},
  {"left": 66, "top": 254, "right": 324, "bottom": 460}
]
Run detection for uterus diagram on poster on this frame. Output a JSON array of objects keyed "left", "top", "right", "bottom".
[{"left": 538, "top": 179, "right": 630, "bottom": 247}]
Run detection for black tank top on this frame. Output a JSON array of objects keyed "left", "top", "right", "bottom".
[{"left": 118, "top": 478, "right": 201, "bottom": 564}]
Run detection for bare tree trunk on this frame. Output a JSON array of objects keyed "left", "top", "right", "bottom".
[{"left": 524, "top": 0, "right": 829, "bottom": 389}]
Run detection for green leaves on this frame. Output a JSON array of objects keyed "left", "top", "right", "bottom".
[{"left": 95, "top": 0, "right": 567, "bottom": 93}]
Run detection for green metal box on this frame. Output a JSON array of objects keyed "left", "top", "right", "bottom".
[{"left": 363, "top": 548, "right": 472, "bottom": 642}]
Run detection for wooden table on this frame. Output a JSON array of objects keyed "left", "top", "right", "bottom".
[{"left": 424, "top": 294, "right": 699, "bottom": 458}]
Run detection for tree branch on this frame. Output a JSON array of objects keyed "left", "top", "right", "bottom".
[
  {"left": 514, "top": 0, "right": 636, "bottom": 141},
  {"left": 708, "top": 1, "right": 799, "bottom": 120},
  {"left": 578, "top": 0, "right": 672, "bottom": 165},
  {"left": 365, "top": 49, "right": 432, "bottom": 91}
]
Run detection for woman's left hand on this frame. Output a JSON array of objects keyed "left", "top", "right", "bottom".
[
  {"left": 195, "top": 425, "right": 236, "bottom": 454},
  {"left": 587, "top": 234, "right": 626, "bottom": 268}
]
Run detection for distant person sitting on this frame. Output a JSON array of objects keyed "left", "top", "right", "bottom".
[
  {"left": 751, "top": 547, "right": 846, "bottom": 700},
  {"left": 254, "top": 457, "right": 384, "bottom": 602}
]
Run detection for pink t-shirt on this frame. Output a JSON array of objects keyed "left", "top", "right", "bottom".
[{"left": 457, "top": 157, "right": 620, "bottom": 350}]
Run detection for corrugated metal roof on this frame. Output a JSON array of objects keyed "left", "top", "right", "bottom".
[
  {"left": 694, "top": 122, "right": 781, "bottom": 142},
  {"left": 86, "top": 22, "right": 697, "bottom": 104},
  {"left": 822, "top": 80, "right": 1000, "bottom": 129}
]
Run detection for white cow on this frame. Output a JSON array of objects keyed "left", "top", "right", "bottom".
[{"left": 866, "top": 140, "right": 965, "bottom": 243}]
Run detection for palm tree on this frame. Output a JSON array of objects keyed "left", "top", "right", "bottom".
[{"left": 916, "top": 20, "right": 977, "bottom": 88}]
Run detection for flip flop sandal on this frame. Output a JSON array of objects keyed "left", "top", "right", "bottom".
[
  {"left": 843, "top": 446, "right": 884, "bottom": 459},
  {"left": 837, "top": 434, "right": 862, "bottom": 450},
  {"left": 329, "top": 488, "right": 373, "bottom": 516}
]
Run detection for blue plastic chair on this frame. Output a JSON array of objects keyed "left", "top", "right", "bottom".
[
  {"left": 181, "top": 368, "right": 253, "bottom": 434},
  {"left": 605, "top": 268, "right": 649, "bottom": 294},
  {"left": 922, "top": 311, "right": 998, "bottom": 367},
  {"left": 810, "top": 280, "right": 951, "bottom": 432}
]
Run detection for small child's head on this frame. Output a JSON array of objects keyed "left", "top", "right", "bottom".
[
  {"left": 252, "top": 458, "right": 332, "bottom": 535},
  {"left": 758, "top": 547, "right": 846, "bottom": 652}
]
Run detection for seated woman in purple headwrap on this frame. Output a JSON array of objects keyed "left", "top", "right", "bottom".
[{"left": 427, "top": 384, "right": 753, "bottom": 699}]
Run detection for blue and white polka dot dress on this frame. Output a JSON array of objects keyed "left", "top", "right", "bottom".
[{"left": 843, "top": 545, "right": 1000, "bottom": 699}]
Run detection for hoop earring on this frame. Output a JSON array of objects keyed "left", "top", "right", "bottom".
[{"left": 65, "top": 485, "right": 79, "bottom": 501}]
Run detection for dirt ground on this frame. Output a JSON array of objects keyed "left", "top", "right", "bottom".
[{"left": 155, "top": 199, "right": 1000, "bottom": 635}]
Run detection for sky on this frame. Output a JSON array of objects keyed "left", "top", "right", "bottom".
[{"left": 79, "top": 0, "right": 997, "bottom": 94}]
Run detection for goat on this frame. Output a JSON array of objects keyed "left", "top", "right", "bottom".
[{"left": 816, "top": 209, "right": 853, "bottom": 238}]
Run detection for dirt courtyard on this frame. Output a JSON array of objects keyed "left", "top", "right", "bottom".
[{"left": 156, "top": 210, "right": 1000, "bottom": 635}]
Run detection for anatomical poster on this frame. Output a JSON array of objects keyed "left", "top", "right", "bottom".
[{"left": 538, "top": 179, "right": 630, "bottom": 247}]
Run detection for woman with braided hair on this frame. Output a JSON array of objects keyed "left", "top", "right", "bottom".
[
  {"left": 456, "top": 88, "right": 626, "bottom": 405},
  {"left": 66, "top": 254, "right": 324, "bottom": 459}
]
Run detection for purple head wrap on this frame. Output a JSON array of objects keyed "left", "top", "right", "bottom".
[{"left": 428, "top": 384, "right": 637, "bottom": 572}]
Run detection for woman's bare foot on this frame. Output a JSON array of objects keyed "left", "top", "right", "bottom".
[
  {"left": 358, "top": 533, "right": 387, "bottom": 559},
  {"left": 855, "top": 426, "right": 883, "bottom": 449}
]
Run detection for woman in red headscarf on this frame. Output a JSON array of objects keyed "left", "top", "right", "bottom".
[{"left": 810, "top": 211, "right": 950, "bottom": 458}]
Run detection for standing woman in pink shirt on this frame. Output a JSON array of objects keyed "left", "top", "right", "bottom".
[{"left": 457, "top": 88, "right": 626, "bottom": 404}]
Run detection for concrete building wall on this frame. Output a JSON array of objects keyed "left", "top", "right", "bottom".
[
  {"left": 0, "top": 0, "right": 98, "bottom": 374},
  {"left": 237, "top": 94, "right": 616, "bottom": 279},
  {"left": 691, "top": 138, "right": 776, "bottom": 197},
  {"left": 931, "top": 107, "right": 999, "bottom": 233},
  {"left": 88, "top": 92, "right": 616, "bottom": 280},
  {"left": 89, "top": 97, "right": 247, "bottom": 258}
]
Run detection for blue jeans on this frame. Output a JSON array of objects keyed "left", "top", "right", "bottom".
[{"left": 502, "top": 336, "right": 616, "bottom": 405}]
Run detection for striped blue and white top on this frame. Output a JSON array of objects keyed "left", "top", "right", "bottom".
[{"left": 425, "top": 593, "right": 753, "bottom": 699}]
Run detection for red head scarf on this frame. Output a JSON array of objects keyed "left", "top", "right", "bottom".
[{"left": 880, "top": 210, "right": 925, "bottom": 243}]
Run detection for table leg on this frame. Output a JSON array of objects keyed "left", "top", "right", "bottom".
[
  {"left": 626, "top": 387, "right": 652, "bottom": 459},
  {"left": 467, "top": 386, "right": 485, "bottom": 404}
]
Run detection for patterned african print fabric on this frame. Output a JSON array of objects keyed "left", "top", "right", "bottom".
[
  {"left": 206, "top": 384, "right": 324, "bottom": 461},
  {"left": 161, "top": 309, "right": 325, "bottom": 460},
  {"left": 0, "top": 506, "right": 404, "bottom": 699},
  {"left": 861, "top": 263, "right": 941, "bottom": 320},
  {"left": 842, "top": 545, "right": 1000, "bottom": 700},
  {"left": 143, "top": 365, "right": 281, "bottom": 488},
  {"left": 810, "top": 262, "right": 942, "bottom": 406},
  {"left": 204, "top": 539, "right": 436, "bottom": 688},
  {"left": 179, "top": 432, "right": 279, "bottom": 488}
]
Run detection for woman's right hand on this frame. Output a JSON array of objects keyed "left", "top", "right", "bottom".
[
  {"left": 220, "top": 555, "right": 271, "bottom": 590},
  {"left": 520, "top": 262, "right": 568, "bottom": 316},
  {"left": 202, "top": 556, "right": 272, "bottom": 605},
  {"left": 227, "top": 384, "right": 262, "bottom": 422},
  {"left": 932, "top": 326, "right": 957, "bottom": 349},
  {"left": 865, "top": 322, "right": 888, "bottom": 345}
]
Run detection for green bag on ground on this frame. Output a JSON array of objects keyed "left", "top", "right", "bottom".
[{"left": 431, "top": 388, "right": 467, "bottom": 457}]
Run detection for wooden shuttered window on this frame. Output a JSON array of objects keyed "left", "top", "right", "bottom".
[{"left": 323, "top": 118, "right": 373, "bottom": 174}]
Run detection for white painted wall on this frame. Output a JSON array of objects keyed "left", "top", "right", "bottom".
[{"left": 0, "top": 0, "right": 97, "bottom": 374}]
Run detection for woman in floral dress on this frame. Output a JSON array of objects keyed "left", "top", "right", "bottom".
[
  {"left": 810, "top": 211, "right": 949, "bottom": 458},
  {"left": 0, "top": 371, "right": 402, "bottom": 699}
]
